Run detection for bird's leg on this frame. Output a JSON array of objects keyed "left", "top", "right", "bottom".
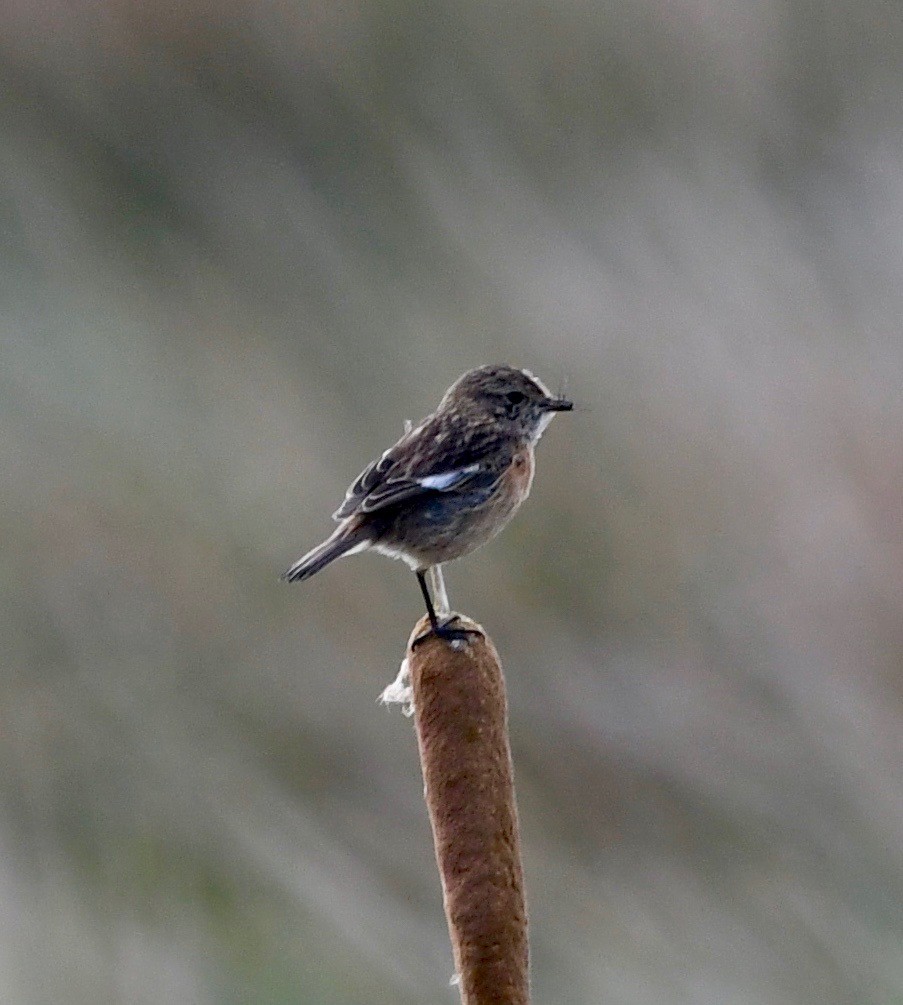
[
  {"left": 416, "top": 569, "right": 442, "bottom": 633},
  {"left": 427, "top": 564, "right": 451, "bottom": 619},
  {"left": 413, "top": 568, "right": 479, "bottom": 646}
]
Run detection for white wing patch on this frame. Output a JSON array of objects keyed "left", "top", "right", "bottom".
[{"left": 417, "top": 463, "right": 481, "bottom": 490}]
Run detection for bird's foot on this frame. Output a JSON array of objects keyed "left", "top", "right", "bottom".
[{"left": 412, "top": 613, "right": 483, "bottom": 649}]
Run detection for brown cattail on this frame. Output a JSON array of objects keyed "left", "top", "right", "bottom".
[{"left": 402, "top": 616, "right": 529, "bottom": 1005}]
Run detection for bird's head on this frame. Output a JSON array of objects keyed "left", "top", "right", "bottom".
[{"left": 442, "top": 365, "right": 573, "bottom": 442}]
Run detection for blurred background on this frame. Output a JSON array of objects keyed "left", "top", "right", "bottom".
[{"left": 2, "top": 1, "right": 902, "bottom": 1002}]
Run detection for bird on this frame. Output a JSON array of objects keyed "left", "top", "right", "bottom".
[{"left": 283, "top": 364, "right": 573, "bottom": 641}]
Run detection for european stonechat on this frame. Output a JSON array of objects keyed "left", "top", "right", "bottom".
[{"left": 283, "top": 364, "right": 573, "bottom": 640}]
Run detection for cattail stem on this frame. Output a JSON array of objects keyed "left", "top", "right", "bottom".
[{"left": 404, "top": 616, "right": 529, "bottom": 1005}]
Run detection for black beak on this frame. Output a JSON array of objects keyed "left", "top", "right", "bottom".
[{"left": 544, "top": 396, "right": 573, "bottom": 412}]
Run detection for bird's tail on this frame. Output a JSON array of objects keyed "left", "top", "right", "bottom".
[{"left": 282, "top": 523, "right": 367, "bottom": 583}]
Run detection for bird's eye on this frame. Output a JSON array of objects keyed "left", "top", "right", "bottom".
[{"left": 506, "top": 391, "right": 525, "bottom": 405}]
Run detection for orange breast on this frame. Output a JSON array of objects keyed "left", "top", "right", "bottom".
[{"left": 507, "top": 445, "right": 535, "bottom": 504}]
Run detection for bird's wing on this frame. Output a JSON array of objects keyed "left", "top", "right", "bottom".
[{"left": 333, "top": 420, "right": 512, "bottom": 520}]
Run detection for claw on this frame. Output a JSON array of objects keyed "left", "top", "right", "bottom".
[{"left": 412, "top": 613, "right": 483, "bottom": 649}]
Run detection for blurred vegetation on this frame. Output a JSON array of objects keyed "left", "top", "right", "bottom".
[{"left": 2, "top": 1, "right": 902, "bottom": 1002}]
